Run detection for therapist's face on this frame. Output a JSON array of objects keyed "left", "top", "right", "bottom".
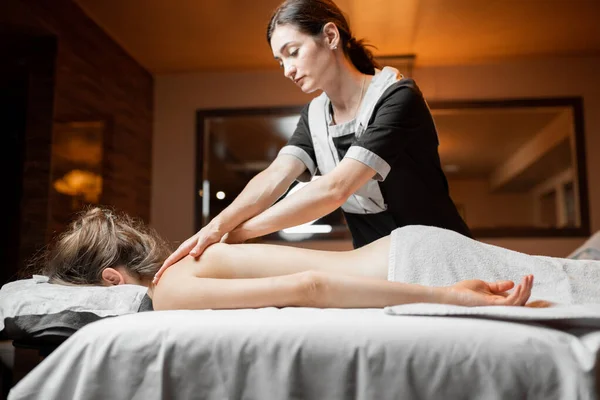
[{"left": 270, "top": 24, "right": 335, "bottom": 93}]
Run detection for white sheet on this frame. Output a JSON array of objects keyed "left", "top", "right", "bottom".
[{"left": 9, "top": 308, "right": 600, "bottom": 400}]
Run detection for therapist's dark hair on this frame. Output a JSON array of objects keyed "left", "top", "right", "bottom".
[
  {"left": 29, "top": 207, "right": 172, "bottom": 286},
  {"left": 267, "top": 0, "right": 380, "bottom": 75}
]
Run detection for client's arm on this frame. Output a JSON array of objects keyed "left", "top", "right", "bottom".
[{"left": 151, "top": 258, "right": 533, "bottom": 310}]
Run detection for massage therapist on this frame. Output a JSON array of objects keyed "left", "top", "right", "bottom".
[{"left": 154, "top": 0, "right": 470, "bottom": 283}]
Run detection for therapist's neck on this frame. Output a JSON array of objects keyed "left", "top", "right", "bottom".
[{"left": 322, "top": 57, "right": 366, "bottom": 113}]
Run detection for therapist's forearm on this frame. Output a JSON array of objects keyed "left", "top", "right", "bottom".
[
  {"left": 212, "top": 168, "right": 291, "bottom": 233},
  {"left": 233, "top": 176, "right": 346, "bottom": 240}
]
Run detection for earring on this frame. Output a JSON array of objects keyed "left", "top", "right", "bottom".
[{"left": 332, "top": 45, "right": 337, "bottom": 50}]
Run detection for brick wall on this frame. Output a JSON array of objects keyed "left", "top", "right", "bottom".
[{"left": 1, "top": 0, "right": 153, "bottom": 279}]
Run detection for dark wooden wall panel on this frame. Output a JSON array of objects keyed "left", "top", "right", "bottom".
[{"left": 1, "top": 0, "right": 154, "bottom": 277}]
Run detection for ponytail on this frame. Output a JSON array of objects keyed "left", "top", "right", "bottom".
[{"left": 345, "top": 37, "right": 380, "bottom": 75}]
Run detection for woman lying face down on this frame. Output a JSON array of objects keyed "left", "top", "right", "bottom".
[{"left": 33, "top": 207, "right": 534, "bottom": 310}]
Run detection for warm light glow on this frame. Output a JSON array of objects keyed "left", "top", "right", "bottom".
[
  {"left": 216, "top": 191, "right": 226, "bottom": 200},
  {"left": 443, "top": 164, "right": 460, "bottom": 173},
  {"left": 53, "top": 169, "right": 102, "bottom": 203}
]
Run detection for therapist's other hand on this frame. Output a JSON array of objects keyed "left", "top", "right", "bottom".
[{"left": 153, "top": 224, "right": 223, "bottom": 284}]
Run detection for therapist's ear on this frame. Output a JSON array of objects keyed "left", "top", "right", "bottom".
[
  {"left": 321, "top": 22, "right": 340, "bottom": 49},
  {"left": 101, "top": 268, "right": 126, "bottom": 286}
]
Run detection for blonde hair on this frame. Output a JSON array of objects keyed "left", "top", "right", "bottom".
[{"left": 29, "top": 207, "right": 172, "bottom": 286}]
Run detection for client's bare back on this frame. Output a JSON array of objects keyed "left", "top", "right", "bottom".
[{"left": 175, "top": 235, "right": 392, "bottom": 281}]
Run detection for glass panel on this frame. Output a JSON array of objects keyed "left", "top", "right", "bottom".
[
  {"left": 433, "top": 102, "right": 585, "bottom": 233},
  {"left": 197, "top": 98, "right": 589, "bottom": 239},
  {"left": 202, "top": 113, "right": 350, "bottom": 242}
]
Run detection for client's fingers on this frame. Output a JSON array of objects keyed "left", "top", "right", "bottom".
[
  {"left": 505, "top": 275, "right": 533, "bottom": 306},
  {"left": 507, "top": 282, "right": 522, "bottom": 305},
  {"left": 522, "top": 275, "right": 534, "bottom": 304},
  {"left": 488, "top": 280, "right": 515, "bottom": 293}
]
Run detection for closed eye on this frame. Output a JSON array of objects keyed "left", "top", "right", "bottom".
[{"left": 275, "top": 47, "right": 298, "bottom": 68}]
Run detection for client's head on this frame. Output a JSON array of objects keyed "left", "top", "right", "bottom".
[{"left": 32, "top": 207, "right": 172, "bottom": 287}]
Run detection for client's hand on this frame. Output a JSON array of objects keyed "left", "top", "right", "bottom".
[
  {"left": 153, "top": 223, "right": 224, "bottom": 284},
  {"left": 447, "top": 275, "right": 534, "bottom": 307}
]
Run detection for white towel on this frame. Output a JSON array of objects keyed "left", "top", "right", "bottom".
[
  {"left": 385, "top": 303, "right": 600, "bottom": 329},
  {"left": 387, "top": 225, "right": 600, "bottom": 305}
]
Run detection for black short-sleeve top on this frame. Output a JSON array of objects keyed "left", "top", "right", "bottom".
[{"left": 278, "top": 67, "right": 472, "bottom": 248}]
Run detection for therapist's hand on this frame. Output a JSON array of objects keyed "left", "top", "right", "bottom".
[
  {"left": 220, "top": 230, "right": 246, "bottom": 244},
  {"left": 153, "top": 223, "right": 224, "bottom": 284}
]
